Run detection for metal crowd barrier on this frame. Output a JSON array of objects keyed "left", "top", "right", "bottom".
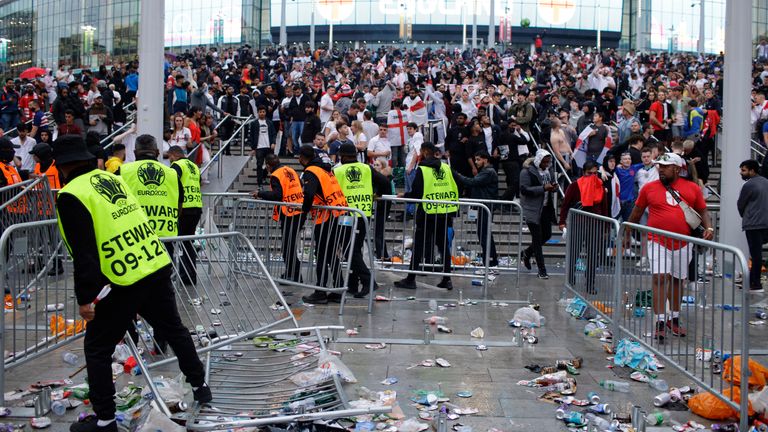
[
  {"left": 131, "top": 231, "right": 389, "bottom": 428},
  {"left": 563, "top": 208, "right": 750, "bottom": 431},
  {"left": 0, "top": 220, "right": 75, "bottom": 407},
  {"left": 232, "top": 199, "right": 374, "bottom": 314},
  {"left": 0, "top": 177, "right": 56, "bottom": 227},
  {"left": 461, "top": 198, "right": 523, "bottom": 283}
]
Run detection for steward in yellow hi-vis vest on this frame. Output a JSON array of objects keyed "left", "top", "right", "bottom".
[
  {"left": 331, "top": 143, "right": 391, "bottom": 299},
  {"left": 252, "top": 153, "right": 306, "bottom": 283},
  {"left": 52, "top": 135, "right": 210, "bottom": 432},
  {"left": 167, "top": 145, "right": 203, "bottom": 286},
  {"left": 394, "top": 142, "right": 457, "bottom": 291},
  {"left": 118, "top": 135, "right": 181, "bottom": 238}
]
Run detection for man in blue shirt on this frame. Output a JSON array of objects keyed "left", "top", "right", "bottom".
[
  {"left": 615, "top": 152, "right": 643, "bottom": 222},
  {"left": 124, "top": 69, "right": 139, "bottom": 102}
]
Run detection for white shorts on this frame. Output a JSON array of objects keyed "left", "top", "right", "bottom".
[{"left": 648, "top": 242, "right": 693, "bottom": 280}]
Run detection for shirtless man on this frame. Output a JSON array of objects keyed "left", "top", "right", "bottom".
[{"left": 550, "top": 118, "right": 573, "bottom": 171}]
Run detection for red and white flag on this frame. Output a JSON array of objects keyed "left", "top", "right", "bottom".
[{"left": 573, "top": 124, "right": 612, "bottom": 168}]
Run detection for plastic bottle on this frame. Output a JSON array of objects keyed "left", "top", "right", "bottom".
[
  {"left": 648, "top": 378, "right": 669, "bottom": 392},
  {"left": 599, "top": 379, "right": 630, "bottom": 393},
  {"left": 757, "top": 309, "right": 768, "bottom": 320},
  {"left": 50, "top": 400, "right": 67, "bottom": 416},
  {"left": 585, "top": 413, "right": 618, "bottom": 431},
  {"left": 61, "top": 352, "right": 78, "bottom": 365},
  {"left": 645, "top": 410, "right": 669, "bottom": 426},
  {"left": 428, "top": 300, "right": 438, "bottom": 311}
]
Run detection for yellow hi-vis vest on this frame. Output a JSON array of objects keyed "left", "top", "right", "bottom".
[
  {"left": 57, "top": 169, "right": 170, "bottom": 286},
  {"left": 120, "top": 160, "right": 180, "bottom": 237},
  {"left": 333, "top": 162, "right": 373, "bottom": 216},
  {"left": 420, "top": 163, "right": 459, "bottom": 214},
  {"left": 172, "top": 158, "right": 203, "bottom": 209}
]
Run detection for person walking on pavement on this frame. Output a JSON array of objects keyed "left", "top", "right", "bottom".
[
  {"left": 252, "top": 153, "right": 306, "bottom": 283},
  {"left": 627, "top": 152, "right": 713, "bottom": 341},
  {"left": 559, "top": 160, "right": 609, "bottom": 294},
  {"left": 520, "top": 148, "right": 557, "bottom": 279},
  {"left": 452, "top": 150, "right": 499, "bottom": 268},
  {"left": 737, "top": 159, "right": 768, "bottom": 293},
  {"left": 394, "top": 142, "right": 459, "bottom": 290},
  {"left": 53, "top": 135, "right": 210, "bottom": 432},
  {"left": 249, "top": 106, "right": 277, "bottom": 186},
  {"left": 167, "top": 146, "right": 203, "bottom": 285},
  {"left": 297, "top": 145, "right": 350, "bottom": 305},
  {"left": 333, "top": 143, "right": 391, "bottom": 298},
  {"left": 117, "top": 135, "right": 182, "bottom": 256}
]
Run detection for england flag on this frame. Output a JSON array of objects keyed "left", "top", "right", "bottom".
[{"left": 573, "top": 124, "right": 612, "bottom": 168}]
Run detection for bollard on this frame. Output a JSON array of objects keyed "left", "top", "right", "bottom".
[
  {"left": 424, "top": 325, "right": 431, "bottom": 345},
  {"left": 631, "top": 406, "right": 642, "bottom": 430}
]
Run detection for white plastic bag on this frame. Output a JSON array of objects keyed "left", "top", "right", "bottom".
[
  {"left": 512, "top": 306, "right": 543, "bottom": 327},
  {"left": 137, "top": 407, "right": 185, "bottom": 432}
]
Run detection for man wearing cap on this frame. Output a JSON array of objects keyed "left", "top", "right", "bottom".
[
  {"left": 333, "top": 143, "right": 390, "bottom": 298},
  {"left": 252, "top": 153, "right": 305, "bottom": 283},
  {"left": 117, "top": 135, "right": 182, "bottom": 256},
  {"left": 29, "top": 143, "right": 60, "bottom": 189},
  {"left": 394, "top": 142, "right": 458, "bottom": 290},
  {"left": 297, "top": 144, "right": 349, "bottom": 305},
  {"left": 167, "top": 145, "right": 203, "bottom": 285},
  {"left": 627, "top": 152, "right": 713, "bottom": 341},
  {"left": 53, "top": 135, "right": 210, "bottom": 432},
  {"left": 616, "top": 100, "right": 639, "bottom": 146}
]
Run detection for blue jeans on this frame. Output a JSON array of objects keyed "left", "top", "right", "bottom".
[
  {"left": 0, "top": 112, "right": 20, "bottom": 131},
  {"left": 405, "top": 168, "right": 418, "bottom": 215},
  {"left": 289, "top": 121, "right": 304, "bottom": 153}
]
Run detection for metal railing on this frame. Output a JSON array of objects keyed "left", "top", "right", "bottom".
[
  {"left": 563, "top": 208, "right": 751, "bottom": 431},
  {"left": 1, "top": 112, "right": 54, "bottom": 138},
  {"left": 0, "top": 177, "right": 56, "bottom": 227},
  {"left": 200, "top": 114, "right": 253, "bottom": 179},
  {"left": 100, "top": 101, "right": 138, "bottom": 150},
  {"left": 751, "top": 138, "right": 767, "bottom": 161},
  {"left": 186, "top": 113, "right": 232, "bottom": 158}
]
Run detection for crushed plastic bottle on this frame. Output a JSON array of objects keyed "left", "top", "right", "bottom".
[
  {"left": 585, "top": 413, "right": 619, "bottom": 431},
  {"left": 599, "top": 379, "right": 630, "bottom": 393},
  {"left": 645, "top": 410, "right": 669, "bottom": 426},
  {"left": 648, "top": 378, "right": 669, "bottom": 392},
  {"left": 61, "top": 352, "right": 78, "bottom": 365}
]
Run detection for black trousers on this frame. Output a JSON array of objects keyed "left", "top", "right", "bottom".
[
  {"left": 524, "top": 206, "right": 554, "bottom": 272},
  {"left": 280, "top": 214, "right": 305, "bottom": 282},
  {"left": 500, "top": 158, "right": 523, "bottom": 200},
  {"left": 477, "top": 211, "right": 498, "bottom": 266},
  {"left": 747, "top": 229, "right": 768, "bottom": 288},
  {"left": 312, "top": 216, "right": 350, "bottom": 291},
  {"left": 85, "top": 267, "right": 205, "bottom": 420},
  {"left": 254, "top": 147, "right": 272, "bottom": 185},
  {"left": 179, "top": 212, "right": 201, "bottom": 284},
  {"left": 410, "top": 213, "right": 452, "bottom": 276},
  {"left": 346, "top": 222, "right": 373, "bottom": 292},
  {"left": 374, "top": 200, "right": 390, "bottom": 259}
]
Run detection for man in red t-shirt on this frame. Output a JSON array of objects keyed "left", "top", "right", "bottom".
[
  {"left": 628, "top": 152, "right": 713, "bottom": 341},
  {"left": 649, "top": 89, "right": 673, "bottom": 145}
]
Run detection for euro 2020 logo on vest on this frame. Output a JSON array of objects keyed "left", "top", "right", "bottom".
[
  {"left": 345, "top": 165, "right": 362, "bottom": 183},
  {"left": 91, "top": 173, "right": 128, "bottom": 205},
  {"left": 285, "top": 168, "right": 296, "bottom": 183},
  {"left": 433, "top": 166, "right": 446, "bottom": 181},
  {"left": 137, "top": 162, "right": 166, "bottom": 188}
]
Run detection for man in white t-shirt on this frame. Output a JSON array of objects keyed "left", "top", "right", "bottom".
[
  {"left": 367, "top": 124, "right": 392, "bottom": 163},
  {"left": 319, "top": 87, "right": 336, "bottom": 123},
  {"left": 11, "top": 123, "right": 37, "bottom": 172},
  {"left": 250, "top": 106, "right": 276, "bottom": 185},
  {"left": 405, "top": 122, "right": 423, "bottom": 173}
]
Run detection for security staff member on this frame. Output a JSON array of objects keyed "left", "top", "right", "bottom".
[
  {"left": 53, "top": 135, "right": 210, "bottom": 432},
  {"left": 333, "top": 143, "right": 390, "bottom": 298},
  {"left": 167, "top": 145, "right": 203, "bottom": 285},
  {"left": 394, "top": 142, "right": 458, "bottom": 290},
  {"left": 297, "top": 144, "right": 349, "bottom": 305},
  {"left": 0, "top": 137, "right": 21, "bottom": 188},
  {"left": 252, "top": 153, "right": 305, "bottom": 283},
  {"left": 29, "top": 143, "right": 61, "bottom": 189}
]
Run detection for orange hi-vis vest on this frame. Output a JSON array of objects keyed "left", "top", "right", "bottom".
[
  {"left": 0, "top": 163, "right": 25, "bottom": 214},
  {"left": 271, "top": 165, "right": 304, "bottom": 221},
  {"left": 304, "top": 165, "right": 348, "bottom": 224},
  {"left": 34, "top": 162, "right": 61, "bottom": 189}
]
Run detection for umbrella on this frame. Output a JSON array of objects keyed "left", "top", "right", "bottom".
[{"left": 19, "top": 67, "right": 46, "bottom": 80}]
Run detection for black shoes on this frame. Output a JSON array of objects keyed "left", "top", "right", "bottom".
[
  {"left": 394, "top": 278, "right": 417, "bottom": 289},
  {"left": 70, "top": 417, "right": 118, "bottom": 432},
  {"left": 537, "top": 270, "right": 549, "bottom": 280},
  {"left": 301, "top": 291, "right": 328, "bottom": 304},
  {"left": 521, "top": 252, "right": 532, "bottom": 270},
  {"left": 327, "top": 293, "right": 343, "bottom": 303},
  {"left": 193, "top": 382, "right": 213, "bottom": 404},
  {"left": 437, "top": 278, "right": 453, "bottom": 290}
]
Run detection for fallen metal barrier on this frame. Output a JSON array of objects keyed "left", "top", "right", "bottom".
[
  {"left": 232, "top": 199, "right": 374, "bottom": 315},
  {"left": 130, "top": 231, "right": 389, "bottom": 428},
  {"left": 617, "top": 221, "right": 749, "bottom": 432},
  {"left": 0, "top": 220, "right": 76, "bottom": 407}
]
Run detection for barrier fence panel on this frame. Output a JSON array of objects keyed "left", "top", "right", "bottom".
[
  {"left": 130, "top": 232, "right": 388, "bottom": 428},
  {"left": 0, "top": 220, "right": 76, "bottom": 407},
  {"left": 460, "top": 198, "right": 523, "bottom": 283},
  {"left": 0, "top": 177, "right": 56, "bottom": 227},
  {"left": 563, "top": 209, "right": 622, "bottom": 324},
  {"left": 232, "top": 199, "right": 373, "bottom": 315},
  {"left": 616, "top": 222, "right": 750, "bottom": 432}
]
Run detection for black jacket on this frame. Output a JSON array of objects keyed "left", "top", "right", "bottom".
[
  {"left": 286, "top": 94, "right": 310, "bottom": 122},
  {"left": 248, "top": 118, "right": 278, "bottom": 150},
  {"left": 453, "top": 165, "right": 498, "bottom": 200}
]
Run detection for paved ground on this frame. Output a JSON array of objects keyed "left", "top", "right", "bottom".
[{"left": 5, "top": 268, "right": 765, "bottom": 431}]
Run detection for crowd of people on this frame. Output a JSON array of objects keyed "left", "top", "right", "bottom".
[{"left": 3, "top": 41, "right": 768, "bottom": 346}]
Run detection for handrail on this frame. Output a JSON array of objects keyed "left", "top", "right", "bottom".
[
  {"left": 200, "top": 114, "right": 253, "bottom": 177},
  {"left": 705, "top": 184, "right": 721, "bottom": 199},
  {"left": 751, "top": 138, "right": 766, "bottom": 159},
  {"left": 187, "top": 113, "right": 232, "bottom": 157},
  {"left": 100, "top": 114, "right": 137, "bottom": 150},
  {"left": 1, "top": 111, "right": 53, "bottom": 137}
]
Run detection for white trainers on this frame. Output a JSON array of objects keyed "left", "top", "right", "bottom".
[{"left": 636, "top": 257, "right": 650, "bottom": 268}]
